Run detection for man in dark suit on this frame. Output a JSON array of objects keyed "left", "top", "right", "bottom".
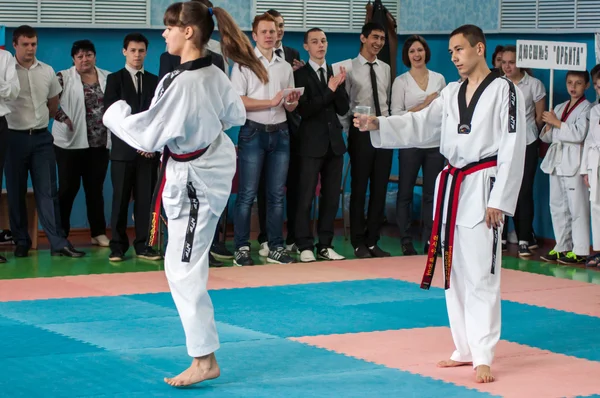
[
  {"left": 293, "top": 28, "right": 349, "bottom": 262},
  {"left": 255, "top": 9, "right": 304, "bottom": 257},
  {"left": 104, "top": 33, "right": 161, "bottom": 262}
]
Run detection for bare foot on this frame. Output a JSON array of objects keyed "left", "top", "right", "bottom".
[
  {"left": 437, "top": 359, "right": 472, "bottom": 368},
  {"left": 475, "top": 365, "right": 495, "bottom": 383},
  {"left": 164, "top": 353, "right": 221, "bottom": 387}
]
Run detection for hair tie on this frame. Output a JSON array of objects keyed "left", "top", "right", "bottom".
[{"left": 208, "top": 7, "right": 213, "bottom": 16}]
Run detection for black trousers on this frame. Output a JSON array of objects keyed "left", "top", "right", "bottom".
[
  {"left": 110, "top": 156, "right": 159, "bottom": 254},
  {"left": 348, "top": 127, "right": 393, "bottom": 248},
  {"left": 0, "top": 117, "right": 7, "bottom": 203},
  {"left": 396, "top": 147, "right": 445, "bottom": 244},
  {"left": 295, "top": 148, "right": 343, "bottom": 251},
  {"left": 503, "top": 141, "right": 538, "bottom": 242},
  {"left": 257, "top": 152, "right": 299, "bottom": 245},
  {"left": 54, "top": 146, "right": 109, "bottom": 237},
  {"left": 5, "top": 131, "right": 68, "bottom": 250}
]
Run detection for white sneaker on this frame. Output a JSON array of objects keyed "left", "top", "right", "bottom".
[
  {"left": 286, "top": 243, "right": 300, "bottom": 254},
  {"left": 258, "top": 242, "right": 269, "bottom": 257},
  {"left": 300, "top": 250, "right": 316, "bottom": 263},
  {"left": 318, "top": 247, "right": 345, "bottom": 261},
  {"left": 91, "top": 234, "right": 110, "bottom": 247}
]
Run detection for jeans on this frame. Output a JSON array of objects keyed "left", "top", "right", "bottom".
[{"left": 234, "top": 123, "right": 290, "bottom": 250}]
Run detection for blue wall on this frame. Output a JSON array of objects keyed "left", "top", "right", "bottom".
[{"left": 2, "top": 25, "right": 597, "bottom": 240}]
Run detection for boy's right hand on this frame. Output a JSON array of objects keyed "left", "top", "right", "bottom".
[{"left": 584, "top": 174, "right": 590, "bottom": 188}]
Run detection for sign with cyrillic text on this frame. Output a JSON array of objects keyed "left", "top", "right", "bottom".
[{"left": 516, "top": 40, "right": 587, "bottom": 71}]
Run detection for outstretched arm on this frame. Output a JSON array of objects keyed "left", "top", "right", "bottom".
[{"left": 360, "top": 92, "right": 444, "bottom": 149}]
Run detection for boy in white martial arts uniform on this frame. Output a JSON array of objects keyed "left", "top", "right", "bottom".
[
  {"left": 103, "top": 1, "right": 268, "bottom": 387},
  {"left": 581, "top": 66, "right": 600, "bottom": 267},
  {"left": 354, "top": 24, "right": 526, "bottom": 383},
  {"left": 540, "top": 71, "right": 591, "bottom": 264}
]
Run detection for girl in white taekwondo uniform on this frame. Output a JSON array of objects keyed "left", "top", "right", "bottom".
[
  {"left": 354, "top": 25, "right": 526, "bottom": 384},
  {"left": 581, "top": 67, "right": 600, "bottom": 267},
  {"left": 539, "top": 70, "right": 592, "bottom": 265},
  {"left": 103, "top": 2, "right": 268, "bottom": 388}
]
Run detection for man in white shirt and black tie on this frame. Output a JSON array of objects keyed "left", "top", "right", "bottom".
[
  {"left": 5, "top": 25, "right": 85, "bottom": 258},
  {"left": 104, "top": 33, "right": 161, "bottom": 263},
  {"left": 344, "top": 22, "right": 392, "bottom": 258}
]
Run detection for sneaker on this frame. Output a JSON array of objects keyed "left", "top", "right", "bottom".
[
  {"left": 540, "top": 249, "right": 564, "bottom": 262},
  {"left": 518, "top": 244, "right": 531, "bottom": 257},
  {"left": 557, "top": 251, "right": 587, "bottom": 265},
  {"left": 137, "top": 247, "right": 162, "bottom": 261},
  {"left": 354, "top": 245, "right": 372, "bottom": 259},
  {"left": 267, "top": 247, "right": 294, "bottom": 264},
  {"left": 234, "top": 246, "right": 253, "bottom": 266},
  {"left": 0, "top": 254, "right": 6, "bottom": 263},
  {"left": 109, "top": 250, "right": 125, "bottom": 262},
  {"left": 286, "top": 243, "right": 300, "bottom": 254},
  {"left": 258, "top": 242, "right": 269, "bottom": 257},
  {"left": 91, "top": 234, "right": 110, "bottom": 247},
  {"left": 300, "top": 249, "right": 316, "bottom": 263},
  {"left": 210, "top": 242, "right": 234, "bottom": 260},
  {"left": 0, "top": 229, "right": 13, "bottom": 245},
  {"left": 369, "top": 245, "right": 391, "bottom": 257},
  {"left": 318, "top": 247, "right": 345, "bottom": 261},
  {"left": 209, "top": 253, "right": 224, "bottom": 267}
]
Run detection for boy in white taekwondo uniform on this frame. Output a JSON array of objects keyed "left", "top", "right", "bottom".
[
  {"left": 581, "top": 67, "right": 600, "bottom": 266},
  {"left": 354, "top": 24, "right": 526, "bottom": 383},
  {"left": 103, "top": 2, "right": 265, "bottom": 388},
  {"left": 540, "top": 71, "right": 592, "bottom": 264}
]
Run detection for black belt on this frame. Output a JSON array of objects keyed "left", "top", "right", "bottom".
[
  {"left": 146, "top": 146, "right": 209, "bottom": 247},
  {"left": 10, "top": 128, "right": 47, "bottom": 135},
  {"left": 245, "top": 119, "right": 288, "bottom": 133}
]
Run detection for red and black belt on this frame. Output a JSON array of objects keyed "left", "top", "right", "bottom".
[
  {"left": 421, "top": 156, "right": 498, "bottom": 291},
  {"left": 146, "top": 146, "right": 209, "bottom": 247}
]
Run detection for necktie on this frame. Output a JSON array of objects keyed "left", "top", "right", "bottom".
[
  {"left": 136, "top": 71, "right": 143, "bottom": 106},
  {"left": 318, "top": 67, "right": 327, "bottom": 87},
  {"left": 367, "top": 62, "right": 382, "bottom": 117},
  {"left": 275, "top": 49, "right": 283, "bottom": 58}
]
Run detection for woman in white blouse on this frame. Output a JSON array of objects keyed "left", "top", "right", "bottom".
[
  {"left": 52, "top": 40, "right": 111, "bottom": 247},
  {"left": 390, "top": 35, "right": 446, "bottom": 256}
]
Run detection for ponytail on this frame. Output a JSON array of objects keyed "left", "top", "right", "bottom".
[{"left": 212, "top": 7, "right": 269, "bottom": 84}]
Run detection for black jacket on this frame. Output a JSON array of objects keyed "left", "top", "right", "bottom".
[
  {"left": 103, "top": 68, "right": 159, "bottom": 161},
  {"left": 293, "top": 63, "right": 350, "bottom": 158}
]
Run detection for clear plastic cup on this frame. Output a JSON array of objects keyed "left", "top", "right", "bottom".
[{"left": 354, "top": 106, "right": 371, "bottom": 130}]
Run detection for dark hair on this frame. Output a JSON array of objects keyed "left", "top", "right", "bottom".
[
  {"left": 500, "top": 45, "right": 534, "bottom": 76},
  {"left": 361, "top": 22, "right": 385, "bottom": 39},
  {"left": 191, "top": 0, "right": 213, "bottom": 6},
  {"left": 402, "top": 35, "right": 430, "bottom": 67},
  {"left": 252, "top": 12, "right": 277, "bottom": 33},
  {"left": 450, "top": 24, "right": 486, "bottom": 57},
  {"left": 266, "top": 9, "right": 281, "bottom": 18},
  {"left": 123, "top": 33, "right": 148, "bottom": 50},
  {"left": 12, "top": 25, "right": 37, "bottom": 44},
  {"left": 591, "top": 64, "right": 600, "bottom": 83},
  {"left": 492, "top": 45, "right": 504, "bottom": 61},
  {"left": 566, "top": 70, "right": 590, "bottom": 84},
  {"left": 71, "top": 40, "right": 96, "bottom": 58},
  {"left": 164, "top": 2, "right": 269, "bottom": 84},
  {"left": 304, "top": 27, "right": 324, "bottom": 44}
]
